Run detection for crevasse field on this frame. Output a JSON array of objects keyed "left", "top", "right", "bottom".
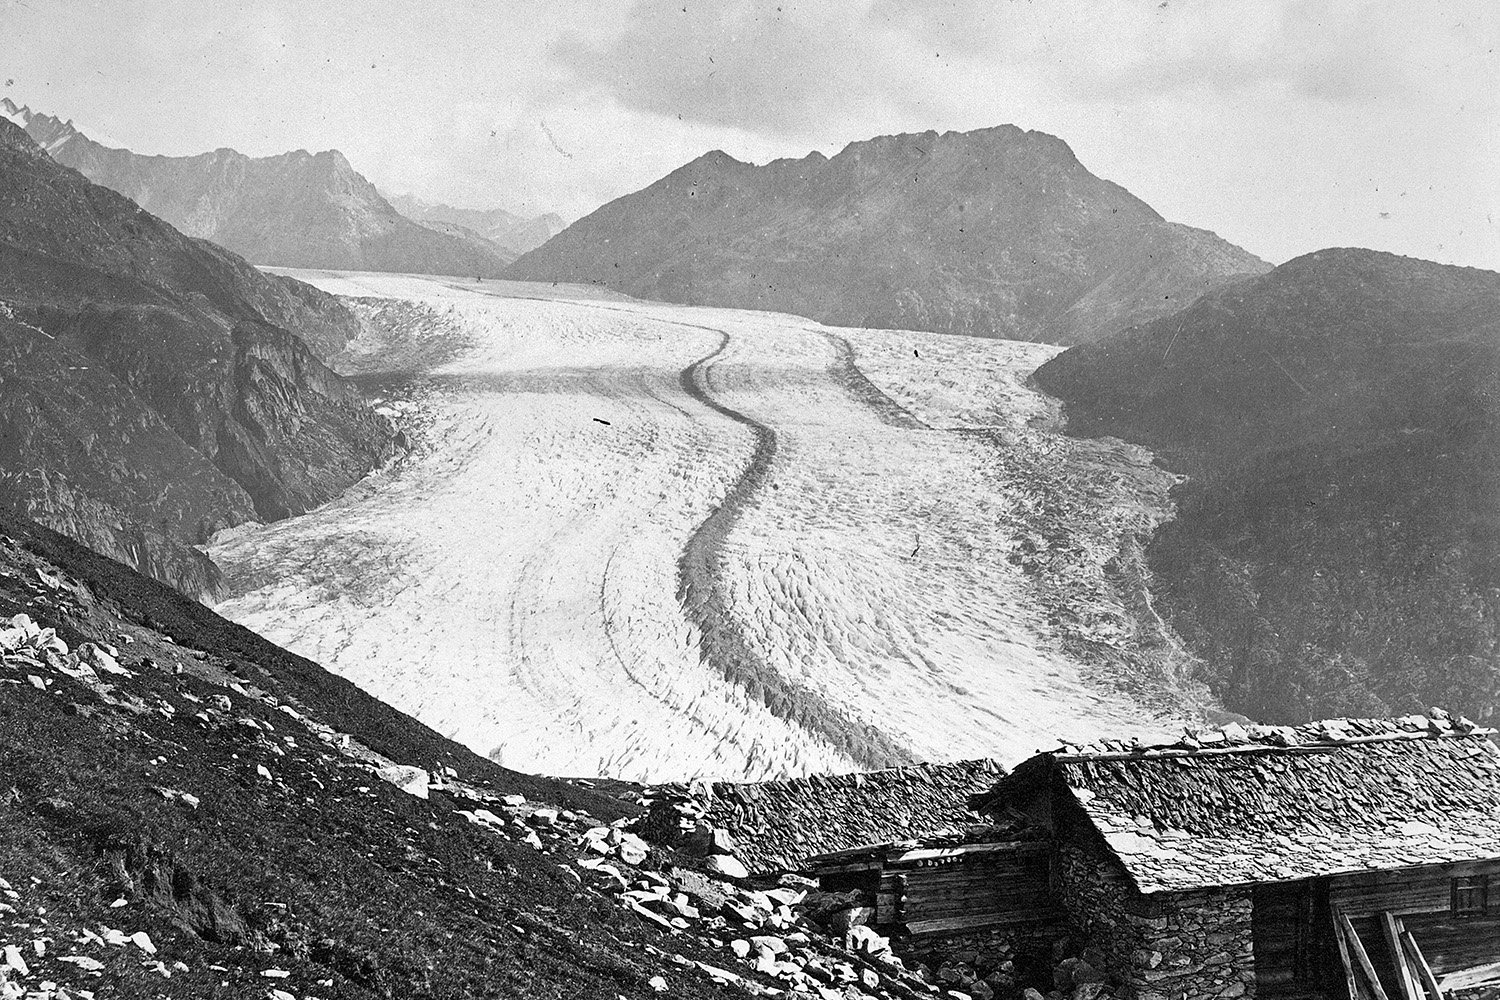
[{"left": 210, "top": 273, "right": 1180, "bottom": 781}]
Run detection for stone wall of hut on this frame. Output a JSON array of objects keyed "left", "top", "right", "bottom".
[
  {"left": 1054, "top": 829, "right": 1257, "bottom": 999},
  {"left": 1122, "top": 888, "right": 1255, "bottom": 1000}
]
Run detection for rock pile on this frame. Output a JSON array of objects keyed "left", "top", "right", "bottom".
[{"left": 445, "top": 782, "right": 946, "bottom": 999}]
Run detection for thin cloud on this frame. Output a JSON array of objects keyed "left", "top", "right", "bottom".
[{"left": 552, "top": 1, "right": 919, "bottom": 140}]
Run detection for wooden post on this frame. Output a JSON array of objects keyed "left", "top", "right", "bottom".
[
  {"left": 1398, "top": 930, "right": 1444, "bottom": 1000},
  {"left": 1332, "top": 907, "right": 1365, "bottom": 1000},
  {"left": 1340, "top": 912, "right": 1393, "bottom": 1000},
  {"left": 1380, "top": 912, "right": 1421, "bottom": 1000}
]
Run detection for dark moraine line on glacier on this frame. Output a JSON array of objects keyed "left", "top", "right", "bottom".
[
  {"left": 819, "top": 331, "right": 932, "bottom": 431},
  {"left": 389, "top": 282, "right": 917, "bottom": 767},
  {"left": 671, "top": 326, "right": 917, "bottom": 770}
]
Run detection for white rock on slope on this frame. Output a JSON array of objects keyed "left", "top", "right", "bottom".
[{"left": 375, "top": 765, "right": 430, "bottom": 799}]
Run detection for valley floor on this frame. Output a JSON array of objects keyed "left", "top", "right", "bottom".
[{"left": 210, "top": 273, "right": 1185, "bottom": 781}]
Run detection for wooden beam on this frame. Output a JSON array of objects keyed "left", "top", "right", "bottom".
[
  {"left": 904, "top": 909, "right": 1066, "bottom": 936},
  {"left": 1380, "top": 912, "right": 1420, "bottom": 1000},
  {"left": 1340, "top": 912, "right": 1392, "bottom": 1000},
  {"left": 1051, "top": 728, "right": 1498, "bottom": 763},
  {"left": 888, "top": 841, "right": 1047, "bottom": 863},
  {"left": 1398, "top": 930, "right": 1444, "bottom": 1000},
  {"left": 1333, "top": 907, "right": 1366, "bottom": 1000},
  {"left": 810, "top": 861, "right": 883, "bottom": 875},
  {"left": 1438, "top": 960, "right": 1500, "bottom": 992}
]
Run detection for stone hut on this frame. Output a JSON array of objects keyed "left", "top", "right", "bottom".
[
  {"left": 641, "top": 758, "right": 1006, "bottom": 875},
  {"left": 968, "top": 713, "right": 1500, "bottom": 1000}
]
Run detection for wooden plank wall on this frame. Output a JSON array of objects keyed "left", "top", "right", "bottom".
[
  {"left": 1330, "top": 860, "right": 1500, "bottom": 919},
  {"left": 898, "top": 848, "right": 1055, "bottom": 935},
  {"left": 1331, "top": 860, "right": 1500, "bottom": 978}
]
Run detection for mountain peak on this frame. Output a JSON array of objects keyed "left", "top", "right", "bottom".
[
  {"left": 2, "top": 97, "right": 81, "bottom": 152},
  {"left": 11, "top": 103, "right": 516, "bottom": 276},
  {"left": 0, "top": 116, "right": 47, "bottom": 161},
  {"left": 509, "top": 124, "right": 1267, "bottom": 343}
]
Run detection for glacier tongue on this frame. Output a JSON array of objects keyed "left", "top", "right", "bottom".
[{"left": 210, "top": 272, "right": 1183, "bottom": 782}]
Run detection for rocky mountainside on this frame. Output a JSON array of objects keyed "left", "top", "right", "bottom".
[
  {"left": 506, "top": 126, "right": 1269, "bottom": 344},
  {"left": 1, "top": 99, "right": 514, "bottom": 278},
  {"left": 387, "top": 193, "right": 564, "bottom": 256},
  {"left": 1035, "top": 249, "right": 1500, "bottom": 725},
  {"left": 0, "top": 504, "right": 1067, "bottom": 999},
  {"left": 0, "top": 117, "right": 393, "bottom": 598}
]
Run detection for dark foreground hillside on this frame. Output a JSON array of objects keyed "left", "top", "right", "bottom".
[
  {"left": 1035, "top": 249, "right": 1500, "bottom": 725},
  {"left": 0, "top": 506, "right": 995, "bottom": 1000},
  {"left": 0, "top": 117, "right": 393, "bottom": 598}
]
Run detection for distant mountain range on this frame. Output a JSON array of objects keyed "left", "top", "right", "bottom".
[
  {"left": 507, "top": 125, "right": 1270, "bottom": 344},
  {"left": 1, "top": 99, "right": 516, "bottom": 278},
  {"left": 386, "top": 193, "right": 564, "bottom": 256},
  {"left": 0, "top": 116, "right": 394, "bottom": 597},
  {"left": 1035, "top": 248, "right": 1500, "bottom": 725}
]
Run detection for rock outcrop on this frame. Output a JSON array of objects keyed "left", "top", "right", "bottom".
[
  {"left": 506, "top": 126, "right": 1269, "bottom": 344},
  {"left": 0, "top": 117, "right": 393, "bottom": 597}
]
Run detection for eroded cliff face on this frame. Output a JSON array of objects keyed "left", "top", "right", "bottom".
[{"left": 0, "top": 118, "right": 394, "bottom": 598}]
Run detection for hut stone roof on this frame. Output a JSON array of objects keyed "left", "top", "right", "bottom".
[
  {"left": 972, "top": 713, "right": 1500, "bottom": 893},
  {"left": 645, "top": 758, "right": 1006, "bottom": 874}
]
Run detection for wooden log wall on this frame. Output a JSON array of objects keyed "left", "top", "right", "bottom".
[
  {"left": 896, "top": 846, "right": 1056, "bottom": 936},
  {"left": 1329, "top": 860, "right": 1500, "bottom": 980}
]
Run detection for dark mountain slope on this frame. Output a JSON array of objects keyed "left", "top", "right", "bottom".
[
  {"left": 4, "top": 99, "right": 514, "bottom": 278},
  {"left": 0, "top": 505, "right": 661, "bottom": 999},
  {"left": 388, "top": 193, "right": 564, "bottom": 256},
  {"left": 507, "top": 126, "right": 1269, "bottom": 344},
  {"left": 0, "top": 117, "right": 392, "bottom": 597},
  {"left": 1035, "top": 249, "right": 1500, "bottom": 724},
  {"left": 0, "top": 506, "right": 971, "bottom": 998}
]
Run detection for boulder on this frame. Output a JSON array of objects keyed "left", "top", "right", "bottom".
[
  {"left": 844, "top": 925, "right": 890, "bottom": 956},
  {"left": 616, "top": 833, "right": 650, "bottom": 866},
  {"left": 705, "top": 854, "right": 749, "bottom": 879},
  {"left": 749, "top": 935, "right": 787, "bottom": 956},
  {"left": 797, "top": 888, "right": 868, "bottom": 923},
  {"left": 376, "top": 765, "right": 430, "bottom": 799},
  {"left": 826, "top": 906, "right": 875, "bottom": 934}
]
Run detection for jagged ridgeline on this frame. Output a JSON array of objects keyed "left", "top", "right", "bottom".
[
  {"left": 1035, "top": 249, "right": 1500, "bottom": 724},
  {"left": 2, "top": 98, "right": 517, "bottom": 277},
  {"left": 507, "top": 125, "right": 1271, "bottom": 345},
  {"left": 0, "top": 117, "right": 395, "bottom": 598}
]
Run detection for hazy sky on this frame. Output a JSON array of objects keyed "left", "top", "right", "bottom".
[{"left": 4, "top": 0, "right": 1496, "bottom": 269}]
